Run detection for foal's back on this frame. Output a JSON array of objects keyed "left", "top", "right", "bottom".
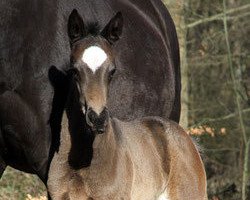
[{"left": 116, "top": 116, "right": 207, "bottom": 200}]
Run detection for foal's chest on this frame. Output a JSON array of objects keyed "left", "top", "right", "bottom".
[{"left": 67, "top": 166, "right": 132, "bottom": 200}]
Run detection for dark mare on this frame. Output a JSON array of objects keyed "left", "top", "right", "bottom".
[{"left": 0, "top": 0, "right": 180, "bottom": 190}]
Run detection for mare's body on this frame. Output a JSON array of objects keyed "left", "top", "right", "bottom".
[{"left": 0, "top": 0, "right": 180, "bottom": 182}]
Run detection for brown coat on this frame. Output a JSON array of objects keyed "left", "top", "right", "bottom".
[{"left": 48, "top": 113, "right": 207, "bottom": 200}]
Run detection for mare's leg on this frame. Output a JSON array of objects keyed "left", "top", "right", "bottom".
[
  {"left": 0, "top": 156, "right": 6, "bottom": 178},
  {"left": 0, "top": 128, "right": 7, "bottom": 178},
  {"left": 0, "top": 86, "right": 7, "bottom": 178},
  {"left": 47, "top": 192, "right": 52, "bottom": 200},
  {"left": 0, "top": 91, "right": 50, "bottom": 182},
  {"left": 0, "top": 153, "right": 6, "bottom": 178}
]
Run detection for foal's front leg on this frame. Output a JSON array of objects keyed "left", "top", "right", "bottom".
[
  {"left": 68, "top": 177, "right": 90, "bottom": 200},
  {"left": 48, "top": 186, "right": 70, "bottom": 200},
  {"left": 48, "top": 158, "right": 71, "bottom": 200}
]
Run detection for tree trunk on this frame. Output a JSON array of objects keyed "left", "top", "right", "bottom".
[{"left": 162, "top": 0, "right": 189, "bottom": 128}]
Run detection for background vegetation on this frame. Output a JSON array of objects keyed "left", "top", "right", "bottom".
[
  {"left": 0, "top": 0, "right": 249, "bottom": 199},
  {"left": 164, "top": 0, "right": 250, "bottom": 199},
  {"left": 0, "top": 168, "right": 45, "bottom": 200}
]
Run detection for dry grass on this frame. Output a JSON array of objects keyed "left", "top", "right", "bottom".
[
  {"left": 0, "top": 167, "right": 46, "bottom": 200},
  {"left": 26, "top": 194, "right": 47, "bottom": 200}
]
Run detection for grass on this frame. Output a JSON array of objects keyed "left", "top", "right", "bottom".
[{"left": 0, "top": 167, "right": 46, "bottom": 200}]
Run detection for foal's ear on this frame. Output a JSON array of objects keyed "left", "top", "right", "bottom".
[
  {"left": 68, "top": 9, "right": 86, "bottom": 45},
  {"left": 101, "top": 12, "right": 123, "bottom": 44}
]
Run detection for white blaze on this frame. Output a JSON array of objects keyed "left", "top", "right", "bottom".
[
  {"left": 158, "top": 193, "right": 169, "bottom": 200},
  {"left": 81, "top": 46, "right": 107, "bottom": 73}
]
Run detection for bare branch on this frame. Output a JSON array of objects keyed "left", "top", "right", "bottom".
[
  {"left": 187, "top": 4, "right": 250, "bottom": 28},
  {"left": 199, "top": 108, "right": 250, "bottom": 123}
]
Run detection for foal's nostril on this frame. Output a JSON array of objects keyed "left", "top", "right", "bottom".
[
  {"left": 86, "top": 108, "right": 98, "bottom": 125},
  {"left": 96, "top": 128, "right": 105, "bottom": 134}
]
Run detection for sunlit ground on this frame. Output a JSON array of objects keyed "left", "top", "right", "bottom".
[{"left": 0, "top": 167, "right": 46, "bottom": 200}]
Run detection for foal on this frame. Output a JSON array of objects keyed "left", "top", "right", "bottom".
[{"left": 48, "top": 10, "right": 207, "bottom": 200}]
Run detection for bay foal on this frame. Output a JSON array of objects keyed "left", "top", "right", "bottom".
[{"left": 48, "top": 10, "right": 207, "bottom": 200}]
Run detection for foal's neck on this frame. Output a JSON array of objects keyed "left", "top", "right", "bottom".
[
  {"left": 91, "top": 120, "right": 118, "bottom": 167},
  {"left": 65, "top": 81, "right": 119, "bottom": 169}
]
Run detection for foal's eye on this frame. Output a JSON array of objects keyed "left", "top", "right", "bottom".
[
  {"left": 68, "top": 68, "right": 80, "bottom": 81},
  {"left": 108, "top": 68, "right": 116, "bottom": 81}
]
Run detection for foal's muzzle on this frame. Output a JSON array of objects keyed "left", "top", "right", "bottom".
[{"left": 86, "top": 107, "right": 109, "bottom": 134}]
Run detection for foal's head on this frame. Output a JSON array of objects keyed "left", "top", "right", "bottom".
[{"left": 67, "top": 9, "right": 123, "bottom": 134}]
